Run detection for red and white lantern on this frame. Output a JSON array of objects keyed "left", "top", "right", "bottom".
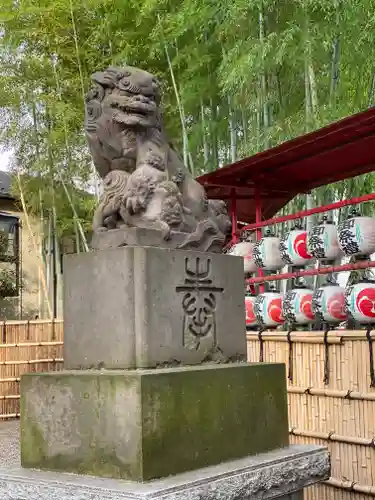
[
  {"left": 254, "top": 291, "right": 284, "bottom": 328},
  {"left": 307, "top": 218, "right": 342, "bottom": 262},
  {"left": 253, "top": 232, "right": 284, "bottom": 271},
  {"left": 312, "top": 281, "right": 347, "bottom": 323},
  {"left": 279, "top": 227, "right": 313, "bottom": 267},
  {"left": 245, "top": 294, "right": 258, "bottom": 329},
  {"left": 228, "top": 242, "right": 257, "bottom": 274},
  {"left": 345, "top": 280, "right": 375, "bottom": 324},
  {"left": 282, "top": 284, "right": 315, "bottom": 325},
  {"left": 338, "top": 215, "right": 375, "bottom": 257}
]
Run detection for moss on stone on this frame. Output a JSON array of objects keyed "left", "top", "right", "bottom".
[
  {"left": 20, "top": 419, "right": 47, "bottom": 468},
  {"left": 20, "top": 375, "right": 48, "bottom": 468},
  {"left": 140, "top": 363, "right": 289, "bottom": 480},
  {"left": 27, "top": 449, "right": 138, "bottom": 479},
  {"left": 20, "top": 364, "right": 288, "bottom": 481}
]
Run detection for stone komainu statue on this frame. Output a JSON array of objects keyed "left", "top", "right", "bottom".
[{"left": 85, "top": 66, "right": 231, "bottom": 252}]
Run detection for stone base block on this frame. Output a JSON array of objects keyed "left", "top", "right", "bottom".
[
  {"left": 21, "top": 363, "right": 289, "bottom": 481},
  {"left": 63, "top": 245, "right": 246, "bottom": 369},
  {"left": 1, "top": 444, "right": 330, "bottom": 500},
  {"left": 90, "top": 227, "right": 225, "bottom": 253}
]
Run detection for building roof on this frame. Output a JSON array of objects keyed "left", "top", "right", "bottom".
[{"left": 197, "top": 107, "right": 375, "bottom": 223}]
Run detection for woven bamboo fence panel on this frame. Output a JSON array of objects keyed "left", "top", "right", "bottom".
[
  {"left": 0, "top": 320, "right": 63, "bottom": 419},
  {"left": 1, "top": 323, "right": 374, "bottom": 499},
  {"left": 247, "top": 330, "right": 375, "bottom": 500}
]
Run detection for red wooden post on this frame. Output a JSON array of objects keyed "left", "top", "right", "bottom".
[
  {"left": 255, "top": 188, "right": 265, "bottom": 293},
  {"left": 230, "top": 188, "right": 239, "bottom": 244}
]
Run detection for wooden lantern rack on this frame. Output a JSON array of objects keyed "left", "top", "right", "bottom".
[
  {"left": 197, "top": 107, "right": 375, "bottom": 291},
  {"left": 197, "top": 111, "right": 375, "bottom": 498}
]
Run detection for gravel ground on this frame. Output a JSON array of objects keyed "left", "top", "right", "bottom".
[{"left": 0, "top": 420, "right": 20, "bottom": 468}]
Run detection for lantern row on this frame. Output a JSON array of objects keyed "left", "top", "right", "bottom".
[
  {"left": 244, "top": 279, "right": 374, "bottom": 329},
  {"left": 230, "top": 210, "right": 375, "bottom": 274},
  {"left": 228, "top": 209, "right": 375, "bottom": 329}
]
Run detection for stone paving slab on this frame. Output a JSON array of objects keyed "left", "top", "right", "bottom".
[{"left": 0, "top": 422, "right": 329, "bottom": 500}]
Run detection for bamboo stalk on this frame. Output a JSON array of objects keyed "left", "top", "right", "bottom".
[
  {"left": 38, "top": 189, "right": 45, "bottom": 318},
  {"left": 60, "top": 180, "right": 89, "bottom": 253},
  {"left": 0, "top": 342, "right": 63, "bottom": 348},
  {"left": 247, "top": 330, "right": 375, "bottom": 341},
  {"left": 329, "top": 0, "right": 341, "bottom": 107},
  {"left": 258, "top": 2, "right": 270, "bottom": 149},
  {"left": 157, "top": 16, "right": 194, "bottom": 174},
  {"left": 16, "top": 173, "right": 53, "bottom": 318},
  {"left": 68, "top": 0, "right": 85, "bottom": 104},
  {"left": 247, "top": 334, "right": 343, "bottom": 344},
  {"left": 0, "top": 319, "right": 63, "bottom": 325},
  {"left": 0, "top": 413, "right": 20, "bottom": 419},
  {"left": 288, "top": 386, "right": 375, "bottom": 401},
  {"left": 200, "top": 99, "right": 209, "bottom": 166},
  {"left": 325, "top": 477, "right": 375, "bottom": 495},
  {"left": 228, "top": 96, "right": 237, "bottom": 163},
  {"left": 0, "top": 358, "right": 63, "bottom": 366},
  {"left": 49, "top": 58, "right": 89, "bottom": 253},
  {"left": 290, "top": 427, "right": 374, "bottom": 446}
]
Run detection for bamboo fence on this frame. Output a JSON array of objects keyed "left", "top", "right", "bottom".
[
  {"left": 247, "top": 330, "right": 375, "bottom": 500},
  {"left": 1, "top": 322, "right": 374, "bottom": 499},
  {"left": 0, "top": 320, "right": 63, "bottom": 419}
]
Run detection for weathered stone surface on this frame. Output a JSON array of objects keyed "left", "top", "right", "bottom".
[
  {"left": 63, "top": 246, "right": 246, "bottom": 370},
  {"left": 21, "top": 363, "right": 289, "bottom": 481},
  {"left": 2, "top": 434, "right": 330, "bottom": 499},
  {"left": 85, "top": 66, "right": 231, "bottom": 252},
  {"left": 90, "top": 227, "right": 224, "bottom": 253}
]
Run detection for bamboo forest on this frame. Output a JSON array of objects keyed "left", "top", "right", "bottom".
[{"left": 1, "top": 0, "right": 375, "bottom": 248}]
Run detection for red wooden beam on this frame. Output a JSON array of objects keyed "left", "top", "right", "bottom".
[
  {"left": 242, "top": 192, "right": 375, "bottom": 231},
  {"left": 247, "top": 259, "right": 375, "bottom": 285}
]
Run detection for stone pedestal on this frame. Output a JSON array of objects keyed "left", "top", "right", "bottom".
[
  {"left": 21, "top": 363, "right": 289, "bottom": 480},
  {"left": 63, "top": 246, "right": 246, "bottom": 369},
  {"left": 19, "top": 245, "right": 330, "bottom": 498},
  {"left": 1, "top": 442, "right": 329, "bottom": 500}
]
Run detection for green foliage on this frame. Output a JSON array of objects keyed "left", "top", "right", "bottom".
[
  {"left": 11, "top": 175, "right": 95, "bottom": 238},
  {"left": 0, "top": 268, "right": 17, "bottom": 298},
  {"left": 2, "top": 0, "right": 375, "bottom": 222},
  {"left": 0, "top": 231, "right": 8, "bottom": 256}
]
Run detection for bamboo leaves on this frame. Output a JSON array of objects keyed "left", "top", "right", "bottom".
[{"left": 2, "top": 0, "right": 375, "bottom": 227}]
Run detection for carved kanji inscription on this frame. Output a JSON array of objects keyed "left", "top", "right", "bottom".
[{"left": 176, "top": 257, "right": 224, "bottom": 350}]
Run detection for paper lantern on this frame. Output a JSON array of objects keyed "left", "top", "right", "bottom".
[
  {"left": 282, "top": 283, "right": 315, "bottom": 325},
  {"left": 245, "top": 294, "right": 258, "bottom": 329},
  {"left": 307, "top": 217, "right": 342, "bottom": 262},
  {"left": 254, "top": 291, "right": 284, "bottom": 328},
  {"left": 312, "top": 280, "right": 347, "bottom": 323},
  {"left": 345, "top": 280, "right": 375, "bottom": 324},
  {"left": 228, "top": 242, "right": 257, "bottom": 274},
  {"left": 279, "top": 227, "right": 313, "bottom": 267},
  {"left": 338, "top": 214, "right": 375, "bottom": 257},
  {"left": 253, "top": 231, "right": 284, "bottom": 271}
]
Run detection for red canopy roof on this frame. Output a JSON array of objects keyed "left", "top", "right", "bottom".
[{"left": 197, "top": 108, "right": 375, "bottom": 223}]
